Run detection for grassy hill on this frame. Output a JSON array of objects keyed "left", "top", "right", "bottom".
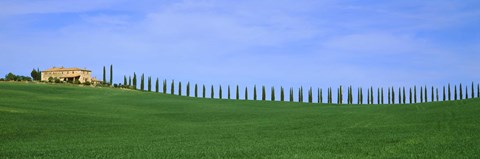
[{"left": 1, "top": 82, "right": 479, "bottom": 158}]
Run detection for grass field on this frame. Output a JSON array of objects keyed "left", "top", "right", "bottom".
[{"left": 1, "top": 82, "right": 480, "bottom": 158}]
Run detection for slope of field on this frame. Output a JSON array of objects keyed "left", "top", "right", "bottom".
[{"left": 1, "top": 82, "right": 479, "bottom": 158}]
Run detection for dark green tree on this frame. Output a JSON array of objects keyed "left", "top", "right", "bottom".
[
  {"left": 186, "top": 82, "right": 190, "bottom": 96},
  {"left": 478, "top": 84, "right": 480, "bottom": 98},
  {"left": 431, "top": 87, "right": 434, "bottom": 102},
  {"left": 103, "top": 66, "right": 106, "bottom": 84},
  {"left": 170, "top": 80, "right": 174, "bottom": 95},
  {"left": 245, "top": 87, "right": 248, "bottom": 100},
  {"left": 132, "top": 73, "right": 137, "bottom": 90},
  {"left": 454, "top": 85, "right": 457, "bottom": 100},
  {"left": 409, "top": 87, "right": 412, "bottom": 104},
  {"left": 148, "top": 76, "right": 151, "bottom": 92},
  {"left": 262, "top": 86, "right": 266, "bottom": 101},
  {"left": 129, "top": 76, "right": 131, "bottom": 86},
  {"left": 290, "top": 88, "right": 294, "bottom": 102},
  {"left": 110, "top": 64, "right": 113, "bottom": 86},
  {"left": 219, "top": 85, "right": 222, "bottom": 99},
  {"left": 253, "top": 85, "right": 257, "bottom": 101},
  {"left": 236, "top": 85, "right": 240, "bottom": 100},
  {"left": 163, "top": 79, "right": 167, "bottom": 94},
  {"left": 424, "top": 85, "right": 427, "bottom": 102},
  {"left": 472, "top": 82, "right": 475, "bottom": 99},
  {"left": 156, "top": 78, "right": 159, "bottom": 93},
  {"left": 37, "top": 68, "right": 41, "bottom": 81},
  {"left": 202, "top": 85, "right": 206, "bottom": 98},
  {"left": 398, "top": 87, "right": 401, "bottom": 104},
  {"left": 140, "top": 74, "right": 144, "bottom": 91},
  {"left": 124, "top": 76, "right": 127, "bottom": 86},
  {"left": 420, "top": 86, "right": 423, "bottom": 103},
  {"left": 436, "top": 88, "right": 439, "bottom": 101},
  {"left": 299, "top": 87, "right": 303, "bottom": 103},
  {"left": 392, "top": 87, "right": 395, "bottom": 104},
  {"left": 465, "top": 86, "right": 468, "bottom": 99},
  {"left": 460, "top": 83, "right": 463, "bottom": 100},
  {"left": 319, "top": 88, "right": 323, "bottom": 104},
  {"left": 195, "top": 84, "right": 198, "bottom": 98},
  {"left": 228, "top": 85, "right": 231, "bottom": 100},
  {"left": 388, "top": 87, "right": 391, "bottom": 104},
  {"left": 381, "top": 88, "right": 384, "bottom": 104},
  {"left": 211, "top": 85, "right": 214, "bottom": 99},
  {"left": 179, "top": 81, "right": 182, "bottom": 96},
  {"left": 30, "top": 69, "right": 38, "bottom": 81},
  {"left": 280, "top": 87, "right": 284, "bottom": 102},
  {"left": 443, "top": 86, "right": 446, "bottom": 101},
  {"left": 358, "top": 88, "right": 361, "bottom": 104},
  {"left": 448, "top": 83, "right": 451, "bottom": 101},
  {"left": 308, "top": 87, "right": 312, "bottom": 103},
  {"left": 271, "top": 86, "right": 275, "bottom": 101},
  {"left": 403, "top": 87, "right": 406, "bottom": 104},
  {"left": 414, "top": 86, "right": 417, "bottom": 103}
]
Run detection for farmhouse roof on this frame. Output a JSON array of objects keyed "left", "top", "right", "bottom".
[{"left": 42, "top": 67, "right": 91, "bottom": 72}]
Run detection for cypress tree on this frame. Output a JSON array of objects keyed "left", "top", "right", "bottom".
[
  {"left": 140, "top": 74, "right": 144, "bottom": 91},
  {"left": 431, "top": 87, "right": 434, "bottom": 102},
  {"left": 320, "top": 88, "right": 323, "bottom": 104},
  {"left": 392, "top": 87, "right": 395, "bottom": 104},
  {"left": 103, "top": 66, "right": 106, "bottom": 84},
  {"left": 443, "top": 86, "right": 446, "bottom": 101},
  {"left": 186, "top": 82, "right": 190, "bottom": 96},
  {"left": 262, "top": 86, "right": 266, "bottom": 101},
  {"left": 281, "top": 87, "right": 285, "bottom": 102},
  {"left": 202, "top": 85, "right": 206, "bottom": 98},
  {"left": 163, "top": 79, "right": 167, "bottom": 94},
  {"left": 409, "top": 87, "right": 412, "bottom": 104},
  {"left": 478, "top": 84, "right": 480, "bottom": 98},
  {"left": 253, "top": 85, "right": 257, "bottom": 101},
  {"left": 228, "top": 85, "right": 231, "bottom": 100},
  {"left": 414, "top": 86, "right": 417, "bottom": 103},
  {"left": 377, "top": 88, "right": 380, "bottom": 104},
  {"left": 448, "top": 83, "right": 451, "bottom": 101},
  {"left": 424, "top": 85, "right": 427, "bottom": 102},
  {"left": 288, "top": 87, "right": 293, "bottom": 102},
  {"left": 129, "top": 76, "right": 131, "bottom": 86},
  {"left": 132, "top": 73, "right": 137, "bottom": 90},
  {"left": 236, "top": 85, "right": 240, "bottom": 100},
  {"left": 381, "top": 88, "right": 384, "bottom": 104},
  {"left": 271, "top": 87, "right": 275, "bottom": 101},
  {"left": 178, "top": 81, "right": 182, "bottom": 96},
  {"left": 110, "top": 64, "right": 113, "bottom": 86},
  {"left": 308, "top": 87, "right": 312, "bottom": 103},
  {"left": 156, "top": 78, "right": 159, "bottom": 93},
  {"left": 195, "top": 84, "right": 198, "bottom": 98},
  {"left": 420, "top": 86, "right": 423, "bottom": 103},
  {"left": 403, "top": 87, "right": 406, "bottom": 104},
  {"left": 37, "top": 68, "right": 41, "bottom": 81},
  {"left": 359, "top": 87, "right": 363, "bottom": 104},
  {"left": 388, "top": 87, "right": 391, "bottom": 104},
  {"left": 219, "top": 85, "right": 222, "bottom": 99},
  {"left": 148, "top": 76, "right": 151, "bottom": 92},
  {"left": 124, "top": 76, "right": 127, "bottom": 86},
  {"left": 472, "top": 82, "right": 475, "bottom": 99},
  {"left": 460, "top": 83, "right": 463, "bottom": 100},
  {"left": 318, "top": 88, "right": 322, "bottom": 103},
  {"left": 398, "top": 87, "right": 401, "bottom": 104},
  {"left": 465, "top": 86, "right": 468, "bottom": 99},
  {"left": 211, "top": 85, "right": 214, "bottom": 99},
  {"left": 454, "top": 85, "right": 457, "bottom": 100},
  {"left": 367, "top": 88, "right": 370, "bottom": 104},
  {"left": 300, "top": 87, "right": 303, "bottom": 103},
  {"left": 245, "top": 87, "right": 248, "bottom": 100},
  {"left": 170, "top": 80, "right": 174, "bottom": 95},
  {"left": 436, "top": 88, "right": 439, "bottom": 101},
  {"left": 370, "top": 87, "right": 374, "bottom": 104}
]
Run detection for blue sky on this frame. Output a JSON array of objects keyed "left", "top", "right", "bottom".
[{"left": 1, "top": 0, "right": 480, "bottom": 100}]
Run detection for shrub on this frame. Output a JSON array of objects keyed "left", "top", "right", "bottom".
[
  {"left": 54, "top": 78, "right": 61, "bottom": 83},
  {"left": 84, "top": 81, "right": 91, "bottom": 86},
  {"left": 73, "top": 80, "right": 81, "bottom": 84}
]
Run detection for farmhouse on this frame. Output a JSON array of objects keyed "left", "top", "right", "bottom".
[{"left": 41, "top": 67, "right": 93, "bottom": 83}]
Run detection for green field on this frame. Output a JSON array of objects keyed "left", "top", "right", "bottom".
[{"left": 1, "top": 82, "right": 479, "bottom": 158}]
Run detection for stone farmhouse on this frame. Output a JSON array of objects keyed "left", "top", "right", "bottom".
[{"left": 41, "top": 67, "right": 99, "bottom": 83}]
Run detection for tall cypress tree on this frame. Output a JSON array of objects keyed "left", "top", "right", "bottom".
[
  {"left": 103, "top": 66, "right": 106, "bottom": 84},
  {"left": 253, "top": 85, "right": 257, "bottom": 101},
  {"left": 228, "top": 85, "right": 231, "bottom": 100},
  {"left": 140, "top": 74, "right": 144, "bottom": 91},
  {"left": 398, "top": 87, "right": 401, "bottom": 104},
  {"left": 436, "top": 88, "right": 439, "bottom": 101},
  {"left": 420, "top": 86, "right": 423, "bottom": 103},
  {"left": 124, "top": 76, "right": 127, "bottom": 86},
  {"left": 300, "top": 87, "right": 304, "bottom": 103},
  {"left": 110, "top": 64, "right": 113, "bottom": 86},
  {"left": 454, "top": 85, "right": 457, "bottom": 100},
  {"left": 236, "top": 85, "right": 240, "bottom": 100},
  {"left": 478, "top": 84, "right": 480, "bottom": 98},
  {"left": 281, "top": 87, "right": 285, "bottom": 102},
  {"left": 320, "top": 88, "right": 323, "bottom": 104},
  {"left": 195, "top": 84, "right": 198, "bottom": 98},
  {"left": 163, "top": 79, "right": 167, "bottom": 94},
  {"left": 381, "top": 88, "right": 384, "bottom": 104},
  {"left": 472, "top": 82, "right": 475, "bottom": 99},
  {"left": 388, "top": 87, "right": 391, "bottom": 104},
  {"left": 367, "top": 88, "right": 370, "bottom": 105},
  {"left": 178, "top": 81, "right": 182, "bottom": 96},
  {"left": 129, "top": 76, "right": 131, "bottom": 86},
  {"left": 186, "top": 82, "right": 190, "bottom": 96},
  {"left": 219, "top": 85, "right": 222, "bottom": 99},
  {"left": 403, "top": 87, "right": 406, "bottom": 104},
  {"left": 392, "top": 87, "right": 395, "bottom": 104},
  {"left": 290, "top": 88, "right": 294, "bottom": 102},
  {"left": 443, "top": 86, "right": 446, "bottom": 101},
  {"left": 414, "top": 86, "right": 417, "bottom": 103},
  {"left": 148, "top": 76, "right": 151, "bottom": 92},
  {"left": 448, "top": 84, "right": 451, "bottom": 101},
  {"left": 465, "top": 86, "right": 468, "bottom": 99},
  {"left": 202, "top": 85, "right": 206, "bottom": 98},
  {"left": 245, "top": 87, "right": 248, "bottom": 100},
  {"left": 170, "top": 80, "right": 174, "bottom": 95},
  {"left": 262, "top": 86, "right": 266, "bottom": 101},
  {"left": 460, "top": 83, "right": 463, "bottom": 100},
  {"left": 271, "top": 87, "right": 275, "bottom": 101},
  {"left": 424, "top": 85, "right": 427, "bottom": 102},
  {"left": 409, "top": 87, "right": 412, "bottom": 104},
  {"left": 156, "top": 78, "right": 159, "bottom": 93},
  {"left": 308, "top": 87, "right": 312, "bottom": 103},
  {"left": 431, "top": 87, "right": 434, "bottom": 102},
  {"left": 211, "top": 85, "right": 214, "bottom": 99},
  {"left": 132, "top": 73, "right": 137, "bottom": 90}
]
